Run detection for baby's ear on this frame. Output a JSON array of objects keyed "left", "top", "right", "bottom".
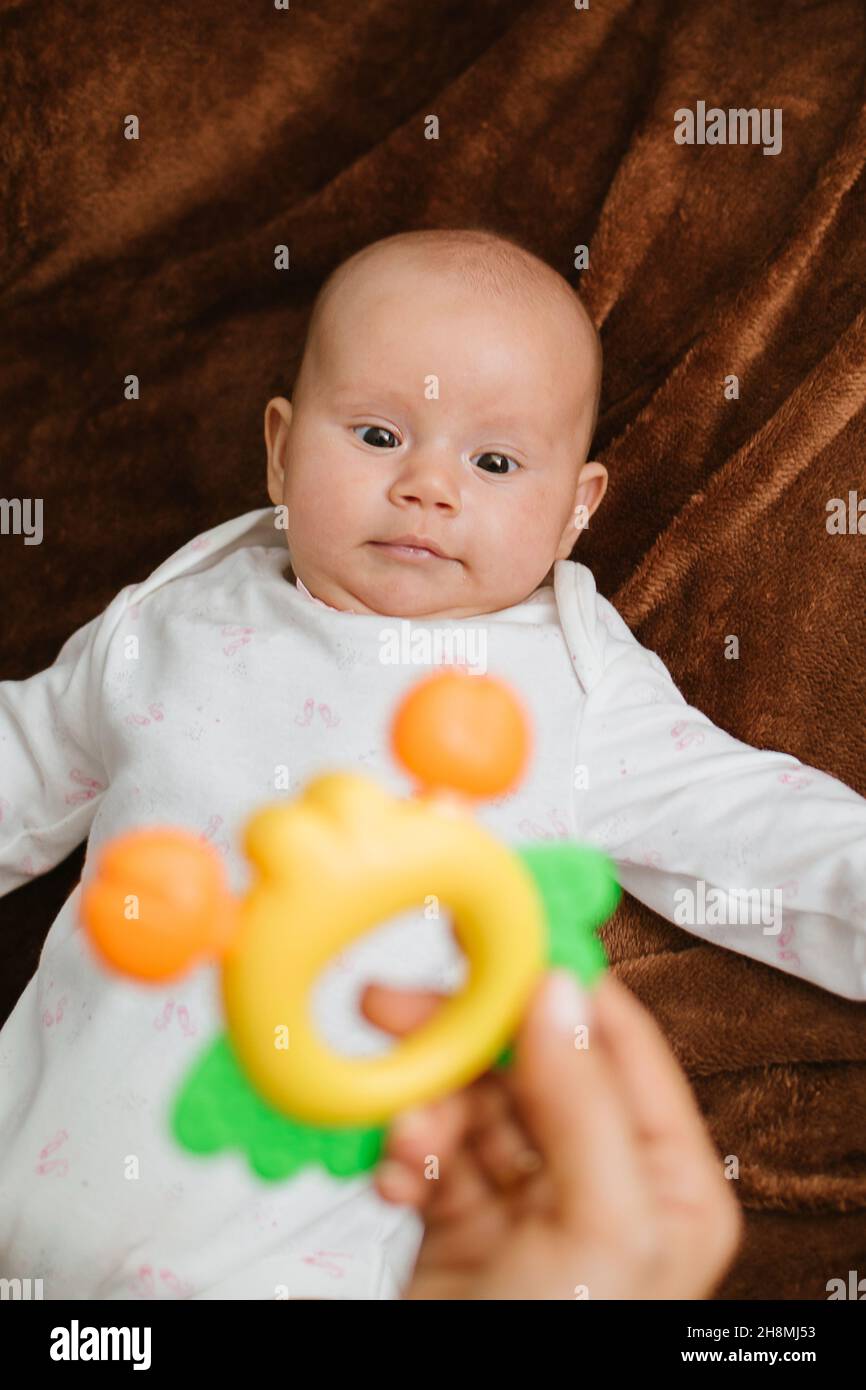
[
  {"left": 264, "top": 396, "right": 293, "bottom": 503},
  {"left": 556, "top": 461, "right": 607, "bottom": 557},
  {"left": 576, "top": 461, "right": 608, "bottom": 536},
  {"left": 578, "top": 460, "right": 608, "bottom": 514}
]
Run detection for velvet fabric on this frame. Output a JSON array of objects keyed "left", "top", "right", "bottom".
[{"left": 1, "top": 0, "right": 864, "bottom": 1299}]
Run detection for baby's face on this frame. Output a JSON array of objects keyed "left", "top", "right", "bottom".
[{"left": 266, "top": 253, "right": 605, "bottom": 618}]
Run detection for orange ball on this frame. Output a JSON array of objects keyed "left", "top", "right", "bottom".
[
  {"left": 80, "top": 828, "right": 236, "bottom": 982},
  {"left": 391, "top": 667, "right": 531, "bottom": 800}
]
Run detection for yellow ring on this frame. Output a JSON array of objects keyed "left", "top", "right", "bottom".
[{"left": 222, "top": 772, "right": 547, "bottom": 1126}]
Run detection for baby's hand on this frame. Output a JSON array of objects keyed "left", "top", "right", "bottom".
[{"left": 360, "top": 972, "right": 742, "bottom": 1301}]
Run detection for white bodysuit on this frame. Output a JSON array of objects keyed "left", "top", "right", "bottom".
[{"left": 1, "top": 506, "right": 865, "bottom": 1300}]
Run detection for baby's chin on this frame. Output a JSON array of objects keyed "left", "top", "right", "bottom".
[{"left": 347, "top": 567, "right": 516, "bottom": 620}]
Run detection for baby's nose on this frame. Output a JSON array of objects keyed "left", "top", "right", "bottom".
[{"left": 390, "top": 451, "right": 462, "bottom": 510}]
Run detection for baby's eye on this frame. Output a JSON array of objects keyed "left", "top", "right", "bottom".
[
  {"left": 474, "top": 451, "right": 520, "bottom": 476},
  {"left": 353, "top": 425, "right": 400, "bottom": 449}
]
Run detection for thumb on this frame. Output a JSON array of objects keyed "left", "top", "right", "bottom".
[
  {"left": 510, "top": 970, "right": 634, "bottom": 1228},
  {"left": 510, "top": 969, "right": 595, "bottom": 1131}
]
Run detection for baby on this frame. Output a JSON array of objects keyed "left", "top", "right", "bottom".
[
  {"left": 1, "top": 227, "right": 865, "bottom": 1302},
  {"left": 264, "top": 228, "right": 606, "bottom": 619}
]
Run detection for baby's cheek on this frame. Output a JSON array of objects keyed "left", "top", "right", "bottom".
[
  {"left": 282, "top": 478, "right": 334, "bottom": 546},
  {"left": 499, "top": 519, "right": 550, "bottom": 573},
  {"left": 292, "top": 458, "right": 354, "bottom": 526}
]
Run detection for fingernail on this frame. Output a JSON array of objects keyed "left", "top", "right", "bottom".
[
  {"left": 377, "top": 1159, "right": 408, "bottom": 1186},
  {"left": 390, "top": 1106, "right": 430, "bottom": 1141},
  {"left": 544, "top": 970, "right": 591, "bottom": 1032},
  {"left": 376, "top": 1159, "right": 414, "bottom": 1201}
]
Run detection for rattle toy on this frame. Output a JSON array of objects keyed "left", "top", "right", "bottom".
[{"left": 79, "top": 667, "right": 620, "bottom": 1180}]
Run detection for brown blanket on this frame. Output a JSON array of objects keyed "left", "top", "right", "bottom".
[{"left": 1, "top": 0, "right": 864, "bottom": 1299}]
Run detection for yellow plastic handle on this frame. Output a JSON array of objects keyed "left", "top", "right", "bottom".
[{"left": 223, "top": 772, "right": 547, "bottom": 1126}]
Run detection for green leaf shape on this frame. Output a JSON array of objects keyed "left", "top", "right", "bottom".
[
  {"left": 492, "top": 843, "right": 620, "bottom": 1070},
  {"left": 171, "top": 1032, "right": 386, "bottom": 1181}
]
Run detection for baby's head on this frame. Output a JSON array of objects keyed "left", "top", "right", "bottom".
[{"left": 265, "top": 229, "right": 606, "bottom": 619}]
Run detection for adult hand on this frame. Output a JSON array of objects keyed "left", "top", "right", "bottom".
[{"left": 360, "top": 969, "right": 742, "bottom": 1299}]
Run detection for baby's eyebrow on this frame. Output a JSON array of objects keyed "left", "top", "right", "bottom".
[
  {"left": 463, "top": 414, "right": 556, "bottom": 453},
  {"left": 332, "top": 389, "right": 549, "bottom": 445},
  {"left": 331, "top": 385, "right": 407, "bottom": 409},
  {"left": 474, "top": 413, "right": 544, "bottom": 438}
]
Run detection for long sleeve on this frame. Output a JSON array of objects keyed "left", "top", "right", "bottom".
[
  {"left": 0, "top": 586, "right": 132, "bottom": 897},
  {"left": 571, "top": 590, "right": 866, "bottom": 1002}
]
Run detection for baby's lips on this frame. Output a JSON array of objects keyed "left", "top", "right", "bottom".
[{"left": 79, "top": 828, "right": 237, "bottom": 982}]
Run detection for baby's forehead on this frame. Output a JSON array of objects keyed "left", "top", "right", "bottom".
[{"left": 311, "top": 239, "right": 601, "bottom": 423}]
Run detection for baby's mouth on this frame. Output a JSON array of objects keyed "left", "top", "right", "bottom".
[{"left": 369, "top": 540, "right": 450, "bottom": 562}]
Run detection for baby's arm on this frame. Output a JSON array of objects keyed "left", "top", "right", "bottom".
[
  {"left": 573, "top": 595, "right": 866, "bottom": 1001},
  {"left": 0, "top": 587, "right": 132, "bottom": 897}
]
